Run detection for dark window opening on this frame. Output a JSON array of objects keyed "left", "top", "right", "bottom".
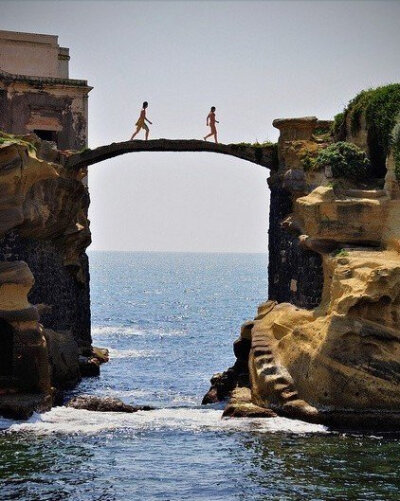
[
  {"left": 0, "top": 319, "right": 14, "bottom": 379},
  {"left": 34, "top": 129, "right": 58, "bottom": 143}
]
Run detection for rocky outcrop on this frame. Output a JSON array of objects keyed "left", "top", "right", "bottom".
[
  {"left": 0, "top": 133, "right": 94, "bottom": 418},
  {"left": 222, "top": 387, "right": 277, "bottom": 418},
  {"left": 205, "top": 87, "right": 400, "bottom": 430},
  {"left": 66, "top": 395, "right": 153, "bottom": 413},
  {"left": 44, "top": 329, "right": 81, "bottom": 389}
]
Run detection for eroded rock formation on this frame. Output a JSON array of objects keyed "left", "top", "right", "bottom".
[
  {"left": 2, "top": 84, "right": 400, "bottom": 428},
  {"left": 0, "top": 133, "right": 94, "bottom": 418},
  {"left": 207, "top": 86, "right": 400, "bottom": 430}
]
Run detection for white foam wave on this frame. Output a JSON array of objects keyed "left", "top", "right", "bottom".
[
  {"left": 1, "top": 407, "right": 327, "bottom": 436},
  {"left": 100, "top": 388, "right": 152, "bottom": 399},
  {"left": 108, "top": 348, "right": 155, "bottom": 359},
  {"left": 91, "top": 325, "right": 145, "bottom": 337},
  {"left": 91, "top": 325, "right": 186, "bottom": 338}
]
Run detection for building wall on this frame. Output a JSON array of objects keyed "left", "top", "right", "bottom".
[
  {"left": 0, "top": 30, "right": 91, "bottom": 150},
  {"left": 0, "top": 30, "right": 68, "bottom": 78},
  {"left": 0, "top": 79, "right": 89, "bottom": 150}
]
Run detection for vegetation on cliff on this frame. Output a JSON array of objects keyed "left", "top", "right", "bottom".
[
  {"left": 302, "top": 141, "right": 371, "bottom": 180},
  {"left": 333, "top": 84, "right": 400, "bottom": 177},
  {"left": 0, "top": 131, "right": 37, "bottom": 153},
  {"left": 392, "top": 121, "right": 400, "bottom": 180},
  {"left": 313, "top": 141, "right": 371, "bottom": 179}
]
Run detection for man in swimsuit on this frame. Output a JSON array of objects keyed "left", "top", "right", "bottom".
[
  {"left": 130, "top": 101, "right": 153, "bottom": 140},
  {"left": 204, "top": 106, "right": 219, "bottom": 143}
]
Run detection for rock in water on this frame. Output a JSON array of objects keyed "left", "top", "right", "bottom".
[
  {"left": 222, "top": 387, "right": 277, "bottom": 419},
  {"left": 66, "top": 395, "right": 153, "bottom": 413}
]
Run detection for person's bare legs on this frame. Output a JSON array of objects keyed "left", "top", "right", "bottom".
[
  {"left": 130, "top": 126, "right": 141, "bottom": 140},
  {"left": 206, "top": 126, "right": 218, "bottom": 143},
  {"left": 145, "top": 128, "right": 149, "bottom": 140}
]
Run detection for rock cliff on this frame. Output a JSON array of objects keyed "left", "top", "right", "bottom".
[
  {"left": 208, "top": 85, "right": 400, "bottom": 430},
  {"left": 2, "top": 84, "right": 400, "bottom": 428},
  {"left": 0, "top": 133, "right": 94, "bottom": 418}
]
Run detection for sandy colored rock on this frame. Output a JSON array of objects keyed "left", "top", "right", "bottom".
[
  {"left": 294, "top": 186, "right": 389, "bottom": 245},
  {"left": 249, "top": 248, "right": 400, "bottom": 427},
  {"left": 222, "top": 387, "right": 276, "bottom": 418}
]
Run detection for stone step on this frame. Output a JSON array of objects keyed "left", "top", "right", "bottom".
[
  {"left": 254, "top": 355, "right": 274, "bottom": 366},
  {"left": 279, "top": 390, "right": 299, "bottom": 402},
  {"left": 258, "top": 365, "right": 277, "bottom": 377},
  {"left": 274, "top": 383, "right": 293, "bottom": 393}
]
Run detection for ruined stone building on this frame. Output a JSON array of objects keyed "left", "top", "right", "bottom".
[{"left": 0, "top": 30, "right": 92, "bottom": 149}]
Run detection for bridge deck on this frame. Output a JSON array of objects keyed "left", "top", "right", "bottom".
[{"left": 64, "top": 139, "right": 276, "bottom": 170}]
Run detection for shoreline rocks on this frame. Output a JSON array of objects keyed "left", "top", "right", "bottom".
[{"left": 66, "top": 395, "right": 154, "bottom": 413}]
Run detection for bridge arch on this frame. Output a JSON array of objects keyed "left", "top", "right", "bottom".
[
  {"left": 87, "top": 148, "right": 271, "bottom": 254},
  {"left": 65, "top": 139, "right": 277, "bottom": 171}
]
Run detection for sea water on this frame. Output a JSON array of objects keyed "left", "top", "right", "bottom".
[{"left": 0, "top": 252, "right": 399, "bottom": 500}]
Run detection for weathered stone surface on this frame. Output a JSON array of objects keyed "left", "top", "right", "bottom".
[
  {"left": 213, "top": 104, "right": 400, "bottom": 430},
  {"left": 248, "top": 248, "right": 400, "bottom": 428},
  {"left": 295, "top": 186, "right": 389, "bottom": 245},
  {"left": 44, "top": 329, "right": 80, "bottom": 389},
  {"left": 0, "top": 393, "right": 52, "bottom": 420},
  {"left": 0, "top": 134, "right": 91, "bottom": 348},
  {"left": 202, "top": 320, "right": 255, "bottom": 405},
  {"left": 66, "top": 395, "right": 153, "bottom": 413},
  {"left": 64, "top": 139, "right": 277, "bottom": 171},
  {"left": 79, "top": 356, "right": 100, "bottom": 377},
  {"left": 0, "top": 261, "right": 50, "bottom": 399},
  {"left": 222, "top": 387, "right": 276, "bottom": 418},
  {"left": 268, "top": 178, "right": 324, "bottom": 309},
  {"left": 0, "top": 134, "right": 94, "bottom": 419},
  {"left": 92, "top": 346, "right": 110, "bottom": 364}
]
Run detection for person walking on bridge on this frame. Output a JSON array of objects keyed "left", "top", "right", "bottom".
[
  {"left": 130, "top": 101, "right": 153, "bottom": 140},
  {"left": 203, "top": 106, "right": 219, "bottom": 143}
]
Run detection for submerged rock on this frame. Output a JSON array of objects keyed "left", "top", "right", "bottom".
[{"left": 66, "top": 395, "right": 153, "bottom": 413}]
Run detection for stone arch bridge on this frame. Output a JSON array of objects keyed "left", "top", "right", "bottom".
[{"left": 65, "top": 139, "right": 277, "bottom": 170}]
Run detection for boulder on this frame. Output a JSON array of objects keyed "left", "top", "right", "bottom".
[
  {"left": 66, "top": 395, "right": 153, "bottom": 413},
  {"left": 222, "top": 388, "right": 276, "bottom": 418}
]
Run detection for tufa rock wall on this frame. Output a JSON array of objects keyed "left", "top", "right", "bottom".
[
  {"left": 0, "top": 133, "right": 94, "bottom": 418},
  {"left": 207, "top": 88, "right": 400, "bottom": 430}
]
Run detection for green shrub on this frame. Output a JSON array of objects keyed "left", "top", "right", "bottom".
[
  {"left": 332, "top": 112, "right": 345, "bottom": 139},
  {"left": 301, "top": 151, "right": 317, "bottom": 172},
  {"left": 343, "top": 84, "right": 400, "bottom": 176},
  {"left": 233, "top": 141, "right": 274, "bottom": 148},
  {"left": 392, "top": 121, "right": 400, "bottom": 180},
  {"left": 314, "top": 141, "right": 371, "bottom": 179}
]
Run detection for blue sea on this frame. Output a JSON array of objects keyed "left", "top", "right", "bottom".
[{"left": 1, "top": 251, "right": 400, "bottom": 500}]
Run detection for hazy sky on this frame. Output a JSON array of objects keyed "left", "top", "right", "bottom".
[{"left": 2, "top": 1, "right": 400, "bottom": 252}]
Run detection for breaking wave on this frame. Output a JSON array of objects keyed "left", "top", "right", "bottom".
[{"left": 0, "top": 407, "right": 327, "bottom": 436}]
